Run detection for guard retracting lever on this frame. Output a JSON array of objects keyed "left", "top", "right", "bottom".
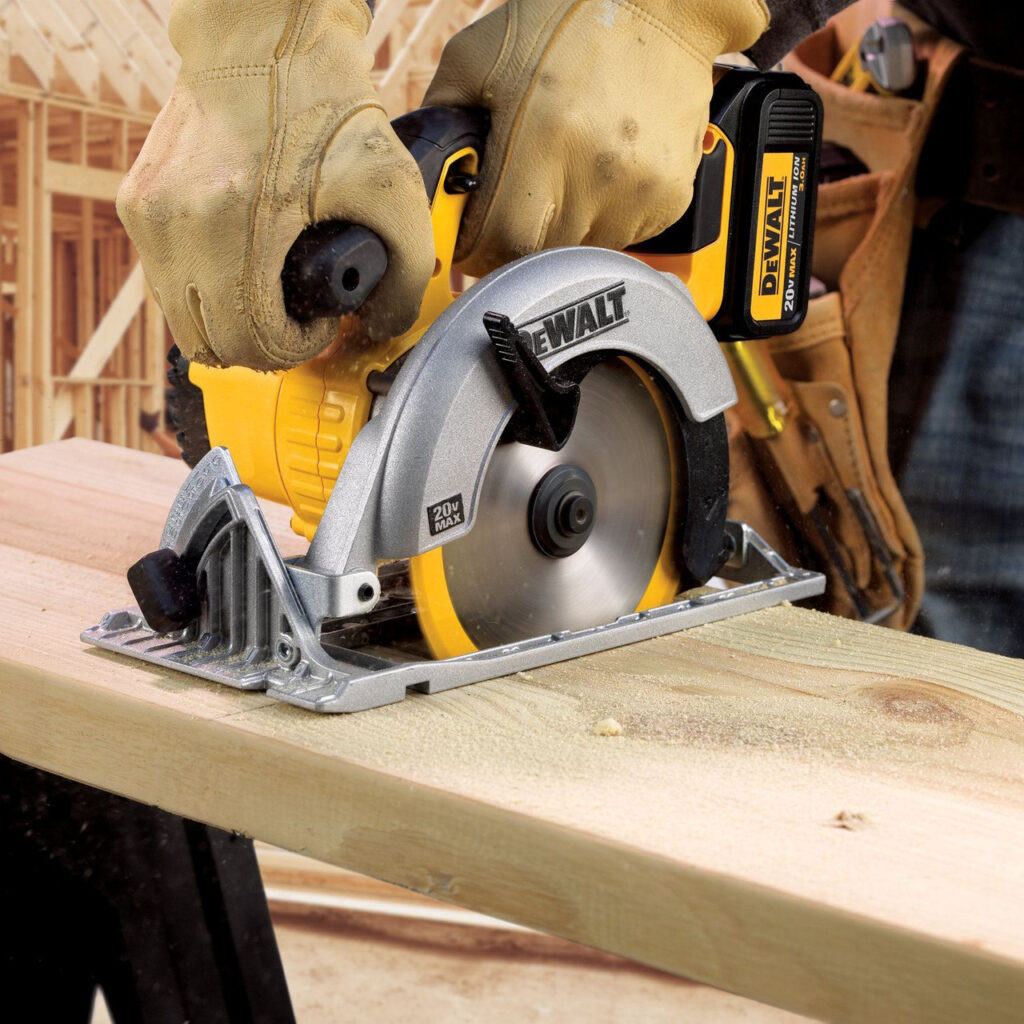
[
  {"left": 482, "top": 311, "right": 580, "bottom": 451},
  {"left": 281, "top": 106, "right": 488, "bottom": 321}
]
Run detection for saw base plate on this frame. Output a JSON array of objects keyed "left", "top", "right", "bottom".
[{"left": 84, "top": 507, "right": 825, "bottom": 714}]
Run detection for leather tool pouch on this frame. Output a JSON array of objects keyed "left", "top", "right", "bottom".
[{"left": 727, "top": 22, "right": 963, "bottom": 628}]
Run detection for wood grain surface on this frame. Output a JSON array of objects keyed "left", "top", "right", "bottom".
[{"left": 2, "top": 439, "right": 1024, "bottom": 1023}]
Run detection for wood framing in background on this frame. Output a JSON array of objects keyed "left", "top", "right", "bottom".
[
  {"left": 0, "top": 0, "right": 172, "bottom": 454},
  {"left": 0, "top": 0, "right": 499, "bottom": 455}
]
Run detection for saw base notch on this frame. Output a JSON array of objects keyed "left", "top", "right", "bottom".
[{"left": 83, "top": 443, "right": 823, "bottom": 713}]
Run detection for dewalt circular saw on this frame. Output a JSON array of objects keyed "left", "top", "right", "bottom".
[{"left": 85, "top": 68, "right": 826, "bottom": 712}]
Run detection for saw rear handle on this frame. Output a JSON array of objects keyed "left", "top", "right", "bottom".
[
  {"left": 281, "top": 70, "right": 821, "bottom": 341},
  {"left": 282, "top": 105, "right": 489, "bottom": 322}
]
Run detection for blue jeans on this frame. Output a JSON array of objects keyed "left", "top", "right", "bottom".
[{"left": 890, "top": 204, "right": 1024, "bottom": 657}]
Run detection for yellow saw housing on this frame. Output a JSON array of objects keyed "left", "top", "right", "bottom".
[{"left": 189, "top": 137, "right": 733, "bottom": 659}]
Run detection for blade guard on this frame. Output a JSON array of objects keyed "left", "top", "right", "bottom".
[{"left": 304, "top": 247, "right": 737, "bottom": 592}]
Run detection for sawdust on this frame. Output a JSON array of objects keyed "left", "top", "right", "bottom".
[
  {"left": 829, "top": 810, "right": 870, "bottom": 831},
  {"left": 593, "top": 717, "right": 623, "bottom": 737}
]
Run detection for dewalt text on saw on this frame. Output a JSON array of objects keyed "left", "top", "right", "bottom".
[{"left": 85, "top": 66, "right": 827, "bottom": 712}]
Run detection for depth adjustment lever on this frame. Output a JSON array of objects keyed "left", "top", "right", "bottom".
[{"left": 483, "top": 312, "right": 580, "bottom": 451}]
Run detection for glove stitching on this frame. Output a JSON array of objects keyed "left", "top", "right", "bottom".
[
  {"left": 831, "top": 392, "right": 873, "bottom": 498},
  {"left": 180, "top": 65, "right": 273, "bottom": 86},
  {"left": 246, "top": 2, "right": 318, "bottom": 359},
  {"left": 251, "top": 1, "right": 384, "bottom": 363},
  {"left": 307, "top": 99, "right": 389, "bottom": 219},
  {"left": 480, "top": 0, "right": 518, "bottom": 101},
  {"left": 530, "top": 201, "right": 557, "bottom": 252},
  {"left": 470, "top": 1, "right": 568, "bottom": 258}
]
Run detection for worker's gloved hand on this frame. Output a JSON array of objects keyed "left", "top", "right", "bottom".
[
  {"left": 424, "top": 0, "right": 769, "bottom": 276},
  {"left": 117, "top": 0, "right": 434, "bottom": 370}
]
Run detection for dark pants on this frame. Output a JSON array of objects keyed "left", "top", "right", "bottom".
[{"left": 890, "top": 203, "right": 1024, "bottom": 657}]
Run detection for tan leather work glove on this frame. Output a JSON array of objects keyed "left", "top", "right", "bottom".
[
  {"left": 424, "top": 0, "right": 769, "bottom": 277},
  {"left": 117, "top": 0, "right": 435, "bottom": 370}
]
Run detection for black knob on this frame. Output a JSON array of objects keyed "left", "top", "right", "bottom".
[
  {"left": 529, "top": 465, "right": 598, "bottom": 558},
  {"left": 558, "top": 492, "right": 594, "bottom": 535},
  {"left": 281, "top": 222, "right": 388, "bottom": 322}
]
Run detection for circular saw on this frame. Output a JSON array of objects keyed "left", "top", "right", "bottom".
[{"left": 85, "top": 70, "right": 826, "bottom": 711}]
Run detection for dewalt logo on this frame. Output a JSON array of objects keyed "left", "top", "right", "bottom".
[
  {"left": 751, "top": 152, "right": 796, "bottom": 323},
  {"left": 517, "top": 283, "right": 629, "bottom": 357},
  {"left": 758, "top": 176, "right": 787, "bottom": 298}
]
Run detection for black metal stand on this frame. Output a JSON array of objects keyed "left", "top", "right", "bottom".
[{"left": 0, "top": 756, "right": 295, "bottom": 1023}]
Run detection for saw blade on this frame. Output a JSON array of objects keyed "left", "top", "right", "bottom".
[{"left": 417, "top": 358, "right": 678, "bottom": 652}]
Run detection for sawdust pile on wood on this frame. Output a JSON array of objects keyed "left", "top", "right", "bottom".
[{"left": 829, "top": 810, "right": 870, "bottom": 831}]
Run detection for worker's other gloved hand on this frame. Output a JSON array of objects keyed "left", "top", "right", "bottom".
[
  {"left": 424, "top": 0, "right": 769, "bottom": 276},
  {"left": 117, "top": 0, "right": 434, "bottom": 370}
]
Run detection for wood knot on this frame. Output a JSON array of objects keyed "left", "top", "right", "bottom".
[{"left": 870, "top": 685, "right": 965, "bottom": 726}]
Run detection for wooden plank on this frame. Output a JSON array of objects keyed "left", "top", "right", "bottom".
[
  {"left": 250, "top": 845, "right": 813, "bottom": 1022},
  {"left": 376, "top": 0, "right": 451, "bottom": 114},
  {"left": 367, "top": 0, "right": 416, "bottom": 55},
  {"left": 0, "top": 3, "right": 55, "bottom": 91},
  {"left": 57, "top": 0, "right": 141, "bottom": 109},
  {"left": 0, "top": 24, "right": 11, "bottom": 90},
  {"left": 120, "top": 0, "right": 177, "bottom": 69},
  {"left": 374, "top": 0, "right": 502, "bottom": 113},
  {"left": 31, "top": 102, "right": 52, "bottom": 444},
  {"left": 74, "top": 186, "right": 97, "bottom": 440},
  {"left": 44, "top": 159, "right": 124, "bottom": 202},
  {"left": 89, "top": 0, "right": 175, "bottom": 102},
  {"left": 2, "top": 438, "right": 1024, "bottom": 1023},
  {"left": 55, "top": 375, "right": 153, "bottom": 386}
]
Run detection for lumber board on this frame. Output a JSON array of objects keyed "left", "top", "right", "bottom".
[
  {"left": 2, "top": 439, "right": 1024, "bottom": 1024},
  {"left": 27, "top": 0, "right": 102, "bottom": 101},
  {"left": 31, "top": 102, "right": 52, "bottom": 446},
  {"left": 44, "top": 160, "right": 124, "bottom": 202},
  {"left": 13, "top": 103, "right": 33, "bottom": 448},
  {"left": 0, "top": 4, "right": 55, "bottom": 92},
  {"left": 248, "top": 844, "right": 814, "bottom": 1022}
]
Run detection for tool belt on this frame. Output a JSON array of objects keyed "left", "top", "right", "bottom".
[{"left": 727, "top": 20, "right": 964, "bottom": 628}]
